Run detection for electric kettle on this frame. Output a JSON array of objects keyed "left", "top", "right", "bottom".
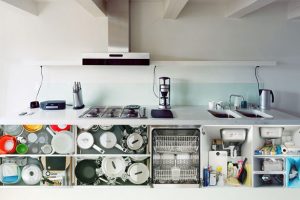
[{"left": 259, "top": 89, "right": 274, "bottom": 110}]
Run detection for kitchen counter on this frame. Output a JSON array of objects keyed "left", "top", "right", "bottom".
[{"left": 0, "top": 106, "right": 299, "bottom": 125}]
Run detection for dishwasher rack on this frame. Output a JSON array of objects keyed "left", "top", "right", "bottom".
[
  {"left": 153, "top": 168, "right": 198, "bottom": 183},
  {"left": 153, "top": 136, "right": 199, "bottom": 153}
]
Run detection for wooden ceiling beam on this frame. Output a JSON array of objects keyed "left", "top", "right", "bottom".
[
  {"left": 163, "top": 0, "right": 189, "bottom": 19},
  {"left": 226, "top": 0, "right": 276, "bottom": 18}
]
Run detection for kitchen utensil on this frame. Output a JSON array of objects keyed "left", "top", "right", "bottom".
[
  {"left": 100, "top": 132, "right": 128, "bottom": 152},
  {"left": 75, "top": 160, "right": 99, "bottom": 184},
  {"left": 46, "top": 127, "right": 74, "bottom": 154},
  {"left": 3, "top": 125, "right": 24, "bottom": 136},
  {"left": 0, "top": 135, "right": 17, "bottom": 154},
  {"left": 21, "top": 164, "right": 42, "bottom": 185},
  {"left": 101, "top": 157, "right": 127, "bottom": 178},
  {"left": 17, "top": 137, "right": 27, "bottom": 144},
  {"left": 99, "top": 125, "right": 113, "bottom": 131},
  {"left": 77, "top": 125, "right": 93, "bottom": 131},
  {"left": 73, "top": 81, "right": 84, "bottom": 110},
  {"left": 77, "top": 131, "right": 105, "bottom": 154},
  {"left": 27, "top": 133, "right": 38, "bottom": 143},
  {"left": 171, "top": 155, "right": 180, "bottom": 182},
  {"left": 259, "top": 89, "right": 274, "bottom": 110},
  {"left": 237, "top": 158, "right": 248, "bottom": 184},
  {"left": 41, "top": 144, "right": 53, "bottom": 154},
  {"left": 208, "top": 101, "right": 217, "bottom": 110},
  {"left": 50, "top": 125, "right": 71, "bottom": 132},
  {"left": 0, "top": 163, "right": 21, "bottom": 184},
  {"left": 16, "top": 144, "right": 28, "bottom": 154},
  {"left": 127, "top": 163, "right": 149, "bottom": 184},
  {"left": 23, "top": 125, "right": 43, "bottom": 133},
  {"left": 126, "top": 133, "right": 144, "bottom": 151},
  {"left": 209, "top": 151, "right": 228, "bottom": 178}
]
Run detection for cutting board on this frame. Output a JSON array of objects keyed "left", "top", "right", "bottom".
[{"left": 209, "top": 151, "right": 228, "bottom": 178}]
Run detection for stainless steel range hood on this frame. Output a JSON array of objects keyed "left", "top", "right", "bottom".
[{"left": 82, "top": 0, "right": 150, "bottom": 66}]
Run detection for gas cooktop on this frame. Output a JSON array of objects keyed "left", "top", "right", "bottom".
[{"left": 79, "top": 105, "right": 147, "bottom": 119}]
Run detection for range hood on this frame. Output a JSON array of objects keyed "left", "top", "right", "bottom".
[{"left": 82, "top": 0, "right": 150, "bottom": 66}]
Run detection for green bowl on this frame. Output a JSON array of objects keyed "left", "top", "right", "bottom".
[{"left": 16, "top": 144, "right": 28, "bottom": 154}]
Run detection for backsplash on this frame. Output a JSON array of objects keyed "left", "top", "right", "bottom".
[{"left": 39, "top": 82, "right": 260, "bottom": 107}]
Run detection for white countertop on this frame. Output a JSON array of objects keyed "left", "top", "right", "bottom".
[{"left": 0, "top": 106, "right": 299, "bottom": 125}]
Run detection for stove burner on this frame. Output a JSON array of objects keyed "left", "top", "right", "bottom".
[{"left": 126, "top": 108, "right": 138, "bottom": 118}]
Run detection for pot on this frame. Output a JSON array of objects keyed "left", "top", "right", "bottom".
[
  {"left": 77, "top": 132, "right": 105, "bottom": 154},
  {"left": 50, "top": 125, "right": 71, "bottom": 133},
  {"left": 3, "top": 125, "right": 24, "bottom": 137},
  {"left": 75, "top": 160, "right": 99, "bottom": 184},
  {"left": 101, "top": 157, "right": 127, "bottom": 178},
  {"left": 23, "top": 125, "right": 43, "bottom": 133},
  {"left": 127, "top": 163, "right": 149, "bottom": 184},
  {"left": 21, "top": 164, "right": 42, "bottom": 185},
  {"left": 0, "top": 135, "right": 17, "bottom": 154},
  {"left": 126, "top": 133, "right": 144, "bottom": 151},
  {"left": 100, "top": 132, "right": 128, "bottom": 153}
]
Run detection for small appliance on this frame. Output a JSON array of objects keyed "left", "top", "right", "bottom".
[
  {"left": 259, "top": 89, "right": 275, "bottom": 110},
  {"left": 40, "top": 100, "right": 66, "bottom": 110}
]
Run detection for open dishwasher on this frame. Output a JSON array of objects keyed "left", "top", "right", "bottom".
[{"left": 150, "top": 126, "right": 201, "bottom": 187}]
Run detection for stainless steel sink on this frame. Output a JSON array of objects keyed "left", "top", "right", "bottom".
[
  {"left": 208, "top": 110, "right": 242, "bottom": 119},
  {"left": 236, "top": 109, "right": 273, "bottom": 119}
]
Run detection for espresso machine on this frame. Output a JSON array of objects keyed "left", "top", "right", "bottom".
[
  {"left": 151, "top": 77, "right": 173, "bottom": 118},
  {"left": 159, "top": 77, "right": 171, "bottom": 109}
]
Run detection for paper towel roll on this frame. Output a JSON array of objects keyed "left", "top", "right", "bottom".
[{"left": 281, "top": 145, "right": 288, "bottom": 154}]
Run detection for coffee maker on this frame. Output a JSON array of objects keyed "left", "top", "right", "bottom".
[
  {"left": 159, "top": 77, "right": 171, "bottom": 109},
  {"left": 151, "top": 77, "right": 173, "bottom": 118}
]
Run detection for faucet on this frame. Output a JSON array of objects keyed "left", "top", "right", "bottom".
[{"left": 229, "top": 94, "right": 245, "bottom": 110}]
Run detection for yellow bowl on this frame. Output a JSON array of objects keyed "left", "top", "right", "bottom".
[{"left": 23, "top": 125, "right": 43, "bottom": 133}]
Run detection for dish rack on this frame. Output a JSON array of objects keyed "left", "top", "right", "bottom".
[
  {"left": 153, "top": 136, "right": 199, "bottom": 153},
  {"left": 153, "top": 168, "right": 198, "bottom": 183}
]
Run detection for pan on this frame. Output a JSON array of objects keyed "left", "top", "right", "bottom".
[
  {"left": 75, "top": 160, "right": 99, "bottom": 184},
  {"left": 77, "top": 132, "right": 105, "bottom": 154},
  {"left": 100, "top": 132, "right": 128, "bottom": 153}
]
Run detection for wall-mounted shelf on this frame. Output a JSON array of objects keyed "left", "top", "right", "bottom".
[{"left": 26, "top": 60, "right": 277, "bottom": 68}]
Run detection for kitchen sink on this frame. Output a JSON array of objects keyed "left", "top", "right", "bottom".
[
  {"left": 208, "top": 110, "right": 242, "bottom": 119},
  {"left": 236, "top": 109, "right": 273, "bottom": 118}
]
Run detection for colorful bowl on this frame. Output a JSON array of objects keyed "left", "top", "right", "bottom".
[{"left": 23, "top": 125, "right": 43, "bottom": 133}]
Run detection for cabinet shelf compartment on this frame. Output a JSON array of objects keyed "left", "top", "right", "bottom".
[
  {"left": 0, "top": 156, "right": 73, "bottom": 187},
  {"left": 76, "top": 125, "right": 149, "bottom": 155},
  {"left": 253, "top": 174, "right": 285, "bottom": 188}
]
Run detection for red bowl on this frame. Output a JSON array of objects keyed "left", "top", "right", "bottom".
[
  {"left": 0, "top": 135, "right": 17, "bottom": 154},
  {"left": 50, "top": 125, "right": 71, "bottom": 132}
]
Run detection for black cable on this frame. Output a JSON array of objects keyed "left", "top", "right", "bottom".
[
  {"left": 255, "top": 66, "right": 260, "bottom": 94},
  {"left": 153, "top": 65, "right": 159, "bottom": 98},
  {"left": 35, "top": 65, "right": 44, "bottom": 101}
]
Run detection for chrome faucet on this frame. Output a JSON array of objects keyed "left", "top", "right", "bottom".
[{"left": 229, "top": 94, "right": 245, "bottom": 110}]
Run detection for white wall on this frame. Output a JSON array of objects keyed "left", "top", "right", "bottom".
[{"left": 1, "top": 0, "right": 300, "bottom": 115}]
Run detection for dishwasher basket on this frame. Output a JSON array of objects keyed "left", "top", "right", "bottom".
[
  {"left": 153, "top": 136, "right": 199, "bottom": 153},
  {"left": 153, "top": 168, "right": 198, "bottom": 183}
]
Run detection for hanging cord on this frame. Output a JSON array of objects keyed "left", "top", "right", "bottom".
[
  {"left": 152, "top": 65, "right": 159, "bottom": 98},
  {"left": 255, "top": 66, "right": 260, "bottom": 94},
  {"left": 35, "top": 65, "right": 44, "bottom": 101}
]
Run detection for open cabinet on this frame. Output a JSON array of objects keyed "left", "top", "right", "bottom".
[
  {"left": 74, "top": 124, "right": 151, "bottom": 187},
  {"left": 253, "top": 125, "right": 300, "bottom": 188},
  {"left": 150, "top": 126, "right": 201, "bottom": 187},
  {"left": 0, "top": 156, "right": 73, "bottom": 186},
  {"left": 201, "top": 125, "right": 253, "bottom": 187}
]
